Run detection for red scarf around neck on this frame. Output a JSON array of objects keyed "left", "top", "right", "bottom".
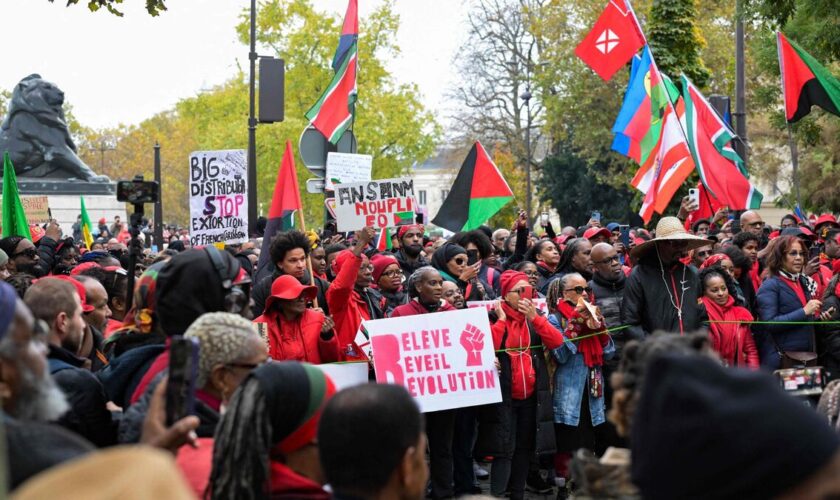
[
  {"left": 701, "top": 295, "right": 753, "bottom": 357},
  {"left": 556, "top": 299, "right": 606, "bottom": 367}
]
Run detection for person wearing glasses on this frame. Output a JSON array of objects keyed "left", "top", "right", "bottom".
[
  {"left": 755, "top": 235, "right": 833, "bottom": 370},
  {"left": 253, "top": 274, "right": 339, "bottom": 364},
  {"left": 431, "top": 242, "right": 486, "bottom": 302},
  {"left": 545, "top": 273, "right": 614, "bottom": 470},
  {"left": 477, "top": 270, "right": 564, "bottom": 500},
  {"left": 691, "top": 244, "right": 714, "bottom": 269},
  {"left": 370, "top": 253, "right": 407, "bottom": 315},
  {"left": 740, "top": 210, "right": 766, "bottom": 239},
  {"left": 622, "top": 217, "right": 710, "bottom": 339}
]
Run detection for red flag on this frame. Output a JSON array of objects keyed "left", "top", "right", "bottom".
[
  {"left": 575, "top": 0, "right": 646, "bottom": 81},
  {"left": 256, "top": 141, "right": 302, "bottom": 283}
]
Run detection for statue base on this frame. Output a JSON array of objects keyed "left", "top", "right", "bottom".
[{"left": 17, "top": 179, "right": 116, "bottom": 196}]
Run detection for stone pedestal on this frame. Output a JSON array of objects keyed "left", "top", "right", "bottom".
[{"left": 17, "top": 180, "right": 126, "bottom": 237}]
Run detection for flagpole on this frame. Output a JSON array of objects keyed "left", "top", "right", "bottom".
[
  {"left": 786, "top": 123, "right": 803, "bottom": 212},
  {"left": 296, "top": 208, "right": 320, "bottom": 309}
]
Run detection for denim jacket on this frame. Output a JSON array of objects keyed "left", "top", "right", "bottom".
[{"left": 548, "top": 313, "right": 615, "bottom": 427}]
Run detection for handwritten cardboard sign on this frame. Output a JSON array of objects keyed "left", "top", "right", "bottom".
[
  {"left": 188, "top": 150, "right": 248, "bottom": 246},
  {"left": 334, "top": 177, "right": 416, "bottom": 232},
  {"left": 366, "top": 308, "right": 501, "bottom": 412},
  {"left": 326, "top": 152, "right": 372, "bottom": 190}
]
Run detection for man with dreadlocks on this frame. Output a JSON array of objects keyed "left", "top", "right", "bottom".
[{"left": 207, "top": 361, "right": 336, "bottom": 499}]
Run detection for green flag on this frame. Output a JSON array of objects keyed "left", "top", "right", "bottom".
[
  {"left": 80, "top": 196, "right": 95, "bottom": 249},
  {"left": 2, "top": 152, "right": 31, "bottom": 239}
]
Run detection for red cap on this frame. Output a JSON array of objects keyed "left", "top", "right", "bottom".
[
  {"left": 583, "top": 227, "right": 611, "bottom": 241},
  {"left": 70, "top": 262, "right": 102, "bottom": 276},
  {"left": 264, "top": 275, "right": 317, "bottom": 311},
  {"left": 29, "top": 225, "right": 45, "bottom": 244},
  {"left": 98, "top": 217, "right": 107, "bottom": 225},
  {"left": 43, "top": 276, "right": 94, "bottom": 313}
]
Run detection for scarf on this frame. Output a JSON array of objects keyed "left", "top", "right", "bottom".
[
  {"left": 702, "top": 295, "right": 753, "bottom": 365},
  {"left": 779, "top": 269, "right": 818, "bottom": 301},
  {"left": 556, "top": 299, "right": 605, "bottom": 368}
]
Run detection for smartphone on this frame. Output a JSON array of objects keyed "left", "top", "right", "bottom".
[
  {"left": 809, "top": 245, "right": 822, "bottom": 261},
  {"left": 591, "top": 211, "right": 601, "bottom": 222},
  {"left": 688, "top": 188, "right": 700, "bottom": 207},
  {"left": 540, "top": 211, "right": 549, "bottom": 227},
  {"left": 619, "top": 225, "right": 630, "bottom": 248},
  {"left": 467, "top": 249, "right": 480, "bottom": 266},
  {"left": 117, "top": 179, "right": 160, "bottom": 204},
  {"left": 166, "top": 336, "right": 200, "bottom": 426}
]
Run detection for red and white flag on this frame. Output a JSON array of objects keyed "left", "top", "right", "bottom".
[{"left": 575, "top": 0, "right": 646, "bottom": 81}]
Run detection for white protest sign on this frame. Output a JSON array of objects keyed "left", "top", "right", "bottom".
[
  {"left": 366, "top": 308, "right": 501, "bottom": 413},
  {"left": 326, "top": 152, "right": 372, "bottom": 190},
  {"left": 334, "top": 177, "right": 416, "bottom": 232},
  {"left": 467, "top": 298, "right": 548, "bottom": 315},
  {"left": 188, "top": 150, "right": 248, "bottom": 246},
  {"left": 314, "top": 362, "right": 369, "bottom": 391}
]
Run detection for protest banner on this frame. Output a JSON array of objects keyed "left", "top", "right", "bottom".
[
  {"left": 0, "top": 195, "right": 50, "bottom": 225},
  {"left": 366, "top": 308, "right": 501, "bottom": 413},
  {"left": 334, "top": 177, "right": 416, "bottom": 232},
  {"left": 314, "top": 362, "right": 369, "bottom": 391},
  {"left": 325, "top": 152, "right": 372, "bottom": 190},
  {"left": 467, "top": 298, "right": 548, "bottom": 315},
  {"left": 188, "top": 150, "right": 248, "bottom": 246}
]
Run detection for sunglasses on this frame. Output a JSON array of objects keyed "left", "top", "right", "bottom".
[
  {"left": 12, "top": 247, "right": 38, "bottom": 259},
  {"left": 452, "top": 256, "right": 468, "bottom": 265},
  {"left": 565, "top": 286, "right": 593, "bottom": 295}
]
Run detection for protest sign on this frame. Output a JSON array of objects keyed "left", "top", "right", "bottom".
[
  {"left": 188, "top": 150, "right": 248, "bottom": 246},
  {"left": 334, "top": 177, "right": 416, "bottom": 232},
  {"left": 467, "top": 298, "right": 547, "bottom": 315},
  {"left": 314, "top": 362, "right": 369, "bottom": 391},
  {"left": 366, "top": 308, "right": 501, "bottom": 413},
  {"left": 0, "top": 195, "right": 50, "bottom": 225},
  {"left": 325, "top": 152, "right": 372, "bottom": 190}
]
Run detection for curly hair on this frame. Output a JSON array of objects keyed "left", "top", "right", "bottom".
[
  {"left": 269, "top": 230, "right": 311, "bottom": 265},
  {"left": 184, "top": 312, "right": 262, "bottom": 387},
  {"left": 449, "top": 230, "right": 495, "bottom": 260},
  {"left": 698, "top": 267, "right": 739, "bottom": 301},
  {"left": 609, "top": 333, "right": 710, "bottom": 438}
]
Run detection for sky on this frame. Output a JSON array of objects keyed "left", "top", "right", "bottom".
[{"left": 0, "top": 0, "right": 470, "bottom": 130}]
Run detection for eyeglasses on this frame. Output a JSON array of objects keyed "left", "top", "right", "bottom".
[
  {"left": 381, "top": 269, "right": 402, "bottom": 278},
  {"left": 565, "top": 286, "right": 592, "bottom": 295},
  {"left": 593, "top": 255, "right": 620, "bottom": 265},
  {"left": 12, "top": 247, "right": 37, "bottom": 259},
  {"left": 522, "top": 270, "right": 539, "bottom": 277},
  {"left": 746, "top": 221, "right": 765, "bottom": 228}
]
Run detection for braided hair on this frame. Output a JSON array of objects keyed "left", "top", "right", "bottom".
[
  {"left": 545, "top": 277, "right": 563, "bottom": 315},
  {"left": 207, "top": 377, "right": 271, "bottom": 500}
]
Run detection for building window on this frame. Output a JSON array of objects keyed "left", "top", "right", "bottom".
[
  {"left": 418, "top": 190, "right": 427, "bottom": 205},
  {"left": 441, "top": 189, "right": 449, "bottom": 200}
]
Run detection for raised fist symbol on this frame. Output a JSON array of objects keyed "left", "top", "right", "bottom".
[{"left": 460, "top": 323, "right": 485, "bottom": 367}]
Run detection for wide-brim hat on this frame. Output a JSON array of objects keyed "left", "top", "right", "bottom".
[
  {"left": 630, "top": 216, "right": 713, "bottom": 259},
  {"left": 264, "top": 274, "right": 317, "bottom": 311}
]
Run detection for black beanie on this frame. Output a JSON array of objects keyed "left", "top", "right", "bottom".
[
  {"left": 155, "top": 248, "right": 241, "bottom": 336},
  {"left": 631, "top": 354, "right": 840, "bottom": 500}
]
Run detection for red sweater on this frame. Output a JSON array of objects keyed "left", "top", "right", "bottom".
[
  {"left": 390, "top": 299, "right": 455, "bottom": 317},
  {"left": 491, "top": 303, "right": 564, "bottom": 400},
  {"left": 254, "top": 308, "right": 339, "bottom": 364}
]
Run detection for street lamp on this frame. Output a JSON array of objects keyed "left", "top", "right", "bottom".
[{"left": 521, "top": 85, "right": 533, "bottom": 228}]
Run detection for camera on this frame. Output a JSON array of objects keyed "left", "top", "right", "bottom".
[{"left": 117, "top": 179, "right": 160, "bottom": 204}]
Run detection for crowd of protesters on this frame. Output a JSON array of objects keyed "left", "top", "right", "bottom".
[{"left": 4, "top": 194, "right": 840, "bottom": 499}]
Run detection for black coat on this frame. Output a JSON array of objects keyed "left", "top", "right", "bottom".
[
  {"left": 475, "top": 320, "right": 555, "bottom": 458},
  {"left": 818, "top": 279, "right": 840, "bottom": 380},
  {"left": 252, "top": 268, "right": 330, "bottom": 318},
  {"left": 48, "top": 345, "right": 117, "bottom": 447},
  {"left": 394, "top": 248, "right": 429, "bottom": 281},
  {"left": 590, "top": 272, "right": 627, "bottom": 354},
  {"left": 621, "top": 256, "right": 707, "bottom": 339}
]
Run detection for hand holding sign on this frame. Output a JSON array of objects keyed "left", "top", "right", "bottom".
[{"left": 460, "top": 323, "right": 484, "bottom": 367}]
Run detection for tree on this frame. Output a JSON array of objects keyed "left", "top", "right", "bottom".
[
  {"left": 647, "top": 0, "right": 710, "bottom": 87},
  {"left": 48, "top": 0, "right": 167, "bottom": 16},
  {"left": 78, "top": 0, "right": 439, "bottom": 228}
]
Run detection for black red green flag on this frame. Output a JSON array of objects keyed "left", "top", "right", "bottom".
[
  {"left": 432, "top": 141, "right": 514, "bottom": 232},
  {"left": 777, "top": 32, "right": 840, "bottom": 123},
  {"left": 256, "top": 141, "right": 302, "bottom": 284}
]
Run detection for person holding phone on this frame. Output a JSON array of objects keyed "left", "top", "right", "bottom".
[{"left": 430, "top": 243, "right": 486, "bottom": 301}]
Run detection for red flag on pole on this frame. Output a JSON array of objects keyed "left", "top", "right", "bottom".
[{"left": 575, "top": 0, "right": 646, "bottom": 81}]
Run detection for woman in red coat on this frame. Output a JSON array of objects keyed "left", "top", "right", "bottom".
[
  {"left": 254, "top": 275, "right": 339, "bottom": 364},
  {"left": 699, "top": 267, "right": 760, "bottom": 369}
]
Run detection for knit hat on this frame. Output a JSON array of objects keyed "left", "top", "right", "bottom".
[
  {"left": 370, "top": 253, "right": 399, "bottom": 283},
  {"left": 500, "top": 270, "right": 529, "bottom": 297},
  {"left": 0, "top": 236, "right": 24, "bottom": 258},
  {"left": 155, "top": 248, "right": 242, "bottom": 336},
  {"left": 631, "top": 354, "right": 840, "bottom": 500},
  {"left": 0, "top": 281, "right": 18, "bottom": 340},
  {"left": 79, "top": 251, "right": 110, "bottom": 264},
  {"left": 251, "top": 361, "right": 336, "bottom": 454}
]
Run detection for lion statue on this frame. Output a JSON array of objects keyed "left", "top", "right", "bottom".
[{"left": 0, "top": 74, "right": 108, "bottom": 182}]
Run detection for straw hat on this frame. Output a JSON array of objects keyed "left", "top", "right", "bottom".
[{"left": 631, "top": 216, "right": 712, "bottom": 259}]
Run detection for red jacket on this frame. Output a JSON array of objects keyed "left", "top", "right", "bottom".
[
  {"left": 254, "top": 308, "right": 339, "bottom": 364},
  {"left": 702, "top": 296, "right": 760, "bottom": 369},
  {"left": 491, "top": 303, "right": 564, "bottom": 400},
  {"left": 811, "top": 264, "right": 833, "bottom": 300},
  {"left": 390, "top": 299, "right": 455, "bottom": 317},
  {"left": 326, "top": 253, "right": 370, "bottom": 360},
  {"left": 269, "top": 461, "right": 329, "bottom": 499}
]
